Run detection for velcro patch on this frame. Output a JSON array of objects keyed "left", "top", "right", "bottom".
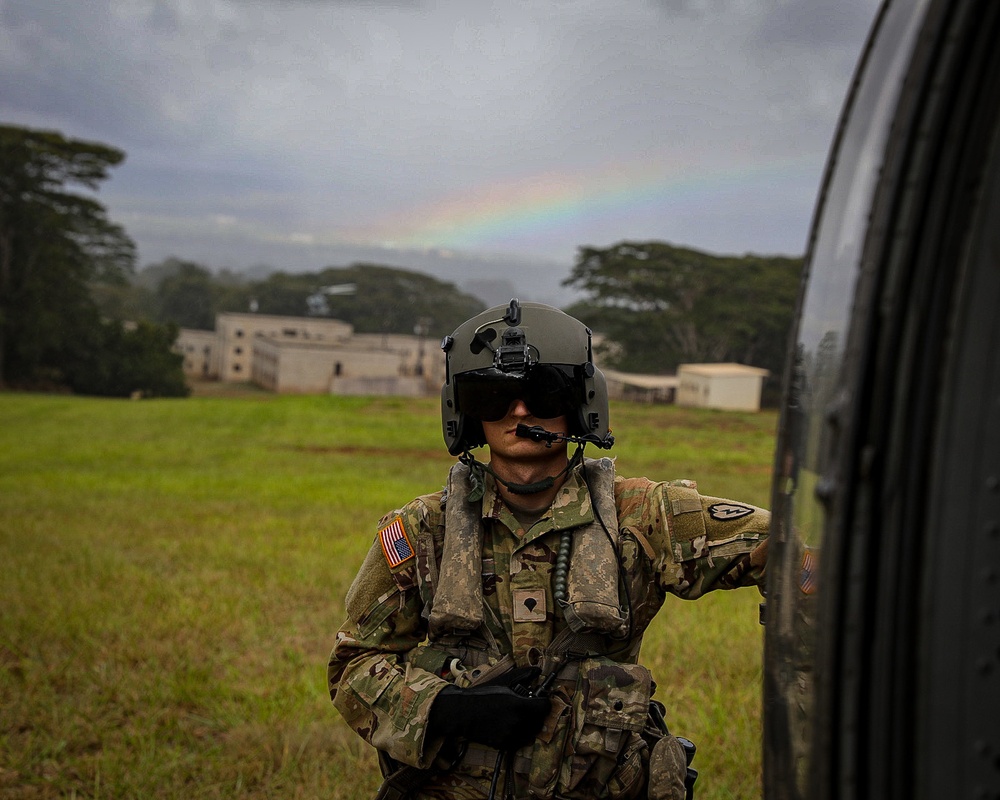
[
  {"left": 708, "top": 502, "right": 754, "bottom": 521},
  {"left": 379, "top": 516, "right": 415, "bottom": 569},
  {"left": 512, "top": 588, "right": 547, "bottom": 622},
  {"left": 671, "top": 496, "right": 702, "bottom": 515}
]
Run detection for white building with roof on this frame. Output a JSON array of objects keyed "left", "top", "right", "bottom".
[{"left": 676, "top": 362, "right": 770, "bottom": 411}]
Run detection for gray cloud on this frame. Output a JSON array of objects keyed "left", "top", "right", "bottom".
[
  {"left": 0, "top": 0, "right": 881, "bottom": 281},
  {"left": 755, "top": 0, "right": 877, "bottom": 49}
]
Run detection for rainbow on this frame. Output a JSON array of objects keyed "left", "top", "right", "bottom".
[{"left": 351, "top": 152, "right": 821, "bottom": 253}]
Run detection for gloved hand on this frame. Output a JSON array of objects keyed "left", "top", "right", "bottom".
[{"left": 428, "top": 667, "right": 549, "bottom": 750}]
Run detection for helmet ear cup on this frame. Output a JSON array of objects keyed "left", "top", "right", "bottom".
[
  {"left": 441, "top": 382, "right": 461, "bottom": 455},
  {"left": 574, "top": 366, "right": 610, "bottom": 440},
  {"left": 441, "top": 382, "right": 486, "bottom": 456}
]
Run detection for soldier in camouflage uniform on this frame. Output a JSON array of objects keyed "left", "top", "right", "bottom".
[{"left": 329, "top": 300, "right": 769, "bottom": 800}]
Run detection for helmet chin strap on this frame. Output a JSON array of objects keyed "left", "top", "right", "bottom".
[{"left": 459, "top": 445, "right": 585, "bottom": 502}]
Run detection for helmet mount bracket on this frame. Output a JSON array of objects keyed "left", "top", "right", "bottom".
[{"left": 495, "top": 327, "right": 534, "bottom": 373}]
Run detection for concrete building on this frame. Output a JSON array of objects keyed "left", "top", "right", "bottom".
[
  {"left": 175, "top": 328, "right": 218, "bottom": 379},
  {"left": 251, "top": 333, "right": 441, "bottom": 395},
  {"left": 215, "top": 313, "right": 353, "bottom": 382},
  {"left": 174, "top": 312, "right": 441, "bottom": 396},
  {"left": 676, "top": 362, "right": 770, "bottom": 411}
]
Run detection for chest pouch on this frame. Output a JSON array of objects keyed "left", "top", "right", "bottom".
[{"left": 517, "top": 657, "right": 653, "bottom": 799}]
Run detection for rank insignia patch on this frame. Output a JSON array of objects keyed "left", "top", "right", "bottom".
[
  {"left": 708, "top": 502, "right": 755, "bottom": 521},
  {"left": 379, "top": 517, "right": 414, "bottom": 568},
  {"left": 512, "top": 588, "right": 547, "bottom": 622}
]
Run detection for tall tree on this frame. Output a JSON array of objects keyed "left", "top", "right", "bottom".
[
  {"left": 241, "top": 270, "right": 318, "bottom": 317},
  {"left": 312, "top": 264, "right": 485, "bottom": 338},
  {"left": 564, "top": 241, "right": 802, "bottom": 381},
  {"left": 153, "top": 259, "right": 219, "bottom": 330},
  {"left": 0, "top": 125, "right": 136, "bottom": 386}
]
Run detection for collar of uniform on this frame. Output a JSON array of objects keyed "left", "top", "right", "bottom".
[
  {"left": 478, "top": 463, "right": 595, "bottom": 543},
  {"left": 480, "top": 474, "right": 542, "bottom": 542}
]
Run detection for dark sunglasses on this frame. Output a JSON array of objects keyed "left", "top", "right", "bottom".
[{"left": 456, "top": 366, "right": 578, "bottom": 422}]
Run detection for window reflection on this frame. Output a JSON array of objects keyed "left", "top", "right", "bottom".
[{"left": 766, "top": 2, "right": 931, "bottom": 797}]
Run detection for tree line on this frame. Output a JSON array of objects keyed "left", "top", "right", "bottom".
[
  {"left": 97, "top": 259, "right": 487, "bottom": 341},
  {"left": 564, "top": 242, "right": 802, "bottom": 400},
  {"left": 1, "top": 123, "right": 802, "bottom": 399}
]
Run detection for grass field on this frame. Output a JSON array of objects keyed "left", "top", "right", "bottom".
[{"left": 0, "top": 390, "right": 777, "bottom": 799}]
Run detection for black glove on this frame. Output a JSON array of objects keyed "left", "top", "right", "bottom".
[{"left": 428, "top": 669, "right": 549, "bottom": 750}]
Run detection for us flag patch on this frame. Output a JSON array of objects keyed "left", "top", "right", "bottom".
[{"left": 379, "top": 517, "right": 414, "bottom": 568}]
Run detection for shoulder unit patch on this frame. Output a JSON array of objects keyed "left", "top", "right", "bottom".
[
  {"left": 708, "top": 502, "right": 755, "bottom": 521},
  {"left": 379, "top": 516, "right": 415, "bottom": 569}
]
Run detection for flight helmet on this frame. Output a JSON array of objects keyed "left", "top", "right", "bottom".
[{"left": 440, "top": 299, "right": 612, "bottom": 456}]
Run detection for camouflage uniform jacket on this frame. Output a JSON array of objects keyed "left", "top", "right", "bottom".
[{"left": 328, "top": 458, "right": 769, "bottom": 799}]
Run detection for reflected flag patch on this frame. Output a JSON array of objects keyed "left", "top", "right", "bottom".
[
  {"left": 800, "top": 548, "right": 817, "bottom": 595},
  {"left": 379, "top": 517, "right": 414, "bottom": 569}
]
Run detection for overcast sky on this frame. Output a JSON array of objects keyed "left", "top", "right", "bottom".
[{"left": 1, "top": 0, "right": 881, "bottom": 303}]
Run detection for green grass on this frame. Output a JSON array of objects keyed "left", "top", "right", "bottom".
[{"left": 0, "top": 392, "right": 777, "bottom": 799}]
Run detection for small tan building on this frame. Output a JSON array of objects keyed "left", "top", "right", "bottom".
[{"left": 676, "top": 363, "right": 769, "bottom": 411}]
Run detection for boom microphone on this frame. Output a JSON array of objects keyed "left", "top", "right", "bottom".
[{"left": 515, "top": 424, "right": 615, "bottom": 450}]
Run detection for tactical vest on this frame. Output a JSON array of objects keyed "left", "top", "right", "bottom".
[
  {"left": 428, "top": 456, "right": 627, "bottom": 639},
  {"left": 403, "top": 457, "right": 671, "bottom": 800}
]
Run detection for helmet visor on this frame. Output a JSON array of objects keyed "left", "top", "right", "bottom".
[{"left": 455, "top": 365, "right": 579, "bottom": 422}]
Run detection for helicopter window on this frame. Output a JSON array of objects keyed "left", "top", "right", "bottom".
[{"left": 765, "top": 3, "right": 931, "bottom": 797}]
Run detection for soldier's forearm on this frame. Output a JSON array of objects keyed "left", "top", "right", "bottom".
[{"left": 330, "top": 643, "right": 449, "bottom": 768}]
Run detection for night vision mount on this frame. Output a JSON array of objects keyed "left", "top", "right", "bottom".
[{"left": 467, "top": 299, "right": 537, "bottom": 375}]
